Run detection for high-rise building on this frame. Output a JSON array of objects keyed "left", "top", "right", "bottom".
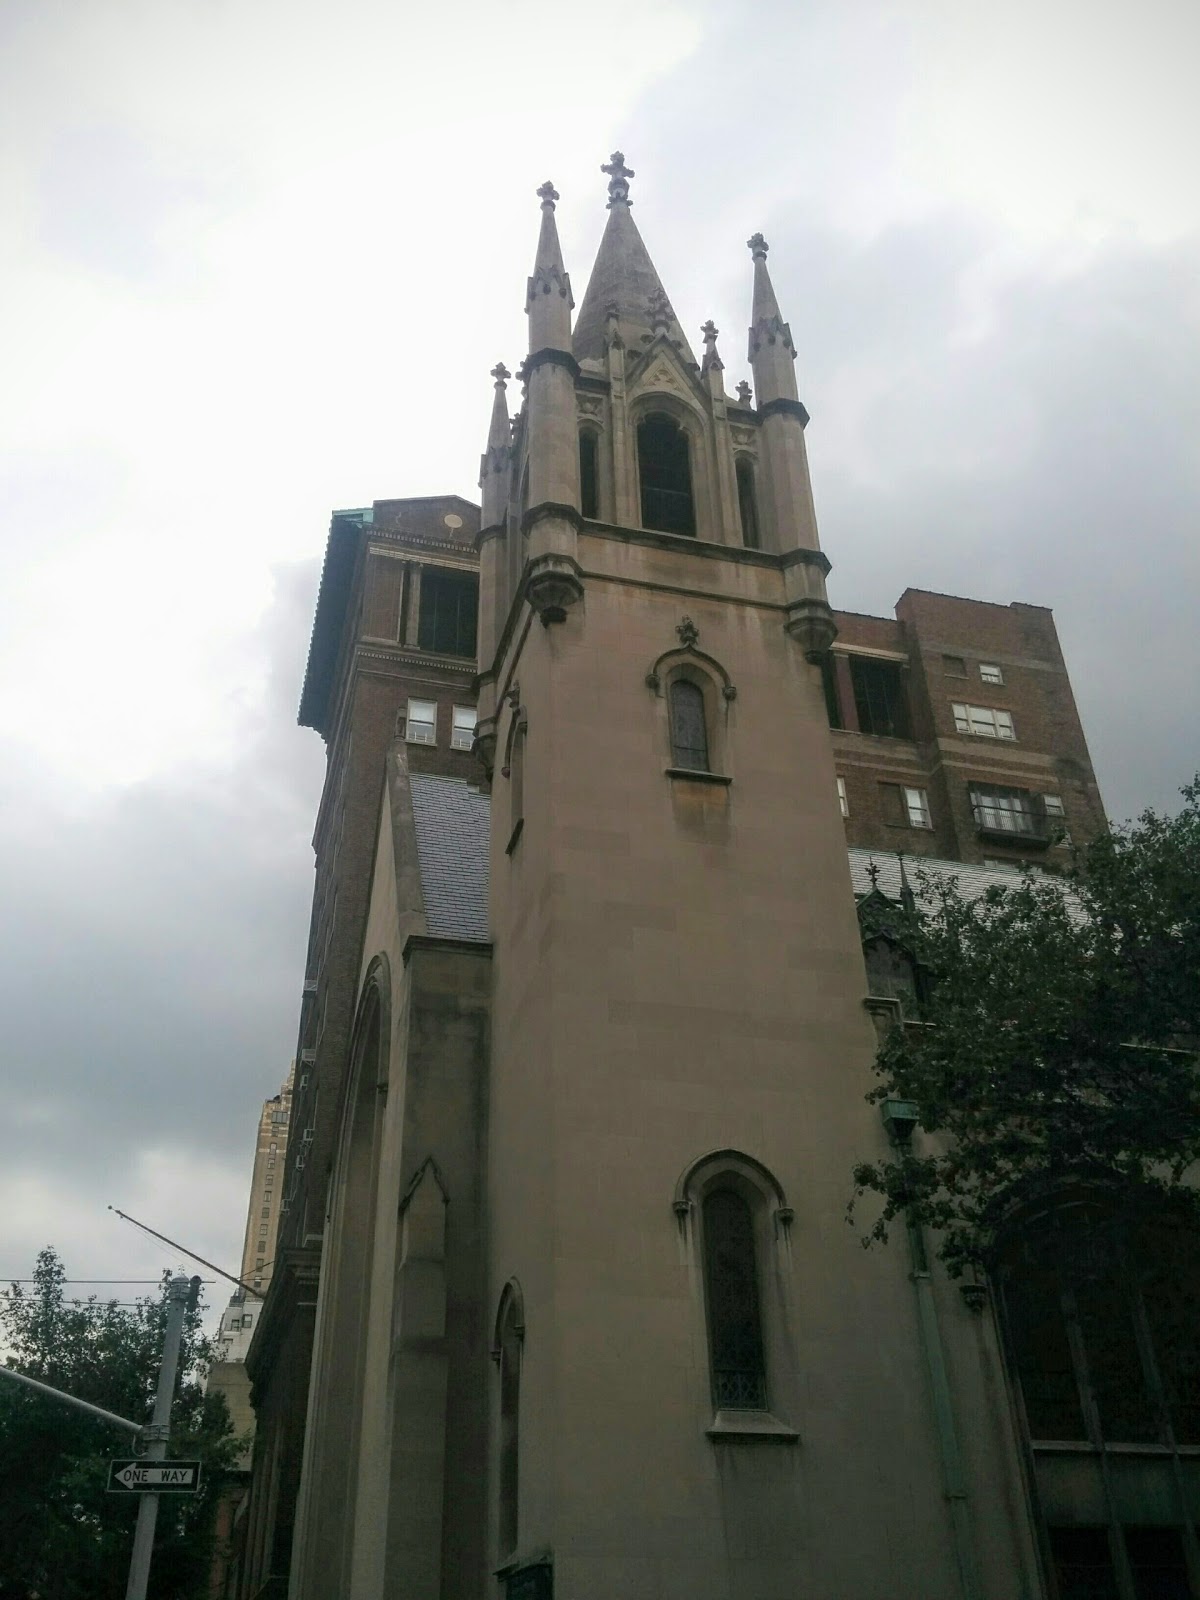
[{"left": 236, "top": 159, "right": 1189, "bottom": 1600}]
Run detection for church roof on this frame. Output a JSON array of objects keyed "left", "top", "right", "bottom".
[
  {"left": 571, "top": 198, "right": 697, "bottom": 367},
  {"left": 847, "top": 847, "right": 1054, "bottom": 903},
  {"left": 409, "top": 774, "right": 491, "bottom": 943}
]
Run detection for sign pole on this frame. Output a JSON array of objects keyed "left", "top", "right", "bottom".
[{"left": 124, "top": 1273, "right": 195, "bottom": 1600}]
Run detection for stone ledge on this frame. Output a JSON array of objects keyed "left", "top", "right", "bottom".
[
  {"left": 705, "top": 1408, "right": 799, "bottom": 1443},
  {"left": 665, "top": 768, "right": 732, "bottom": 786}
]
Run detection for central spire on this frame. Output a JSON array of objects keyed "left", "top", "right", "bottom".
[{"left": 572, "top": 152, "right": 697, "bottom": 367}]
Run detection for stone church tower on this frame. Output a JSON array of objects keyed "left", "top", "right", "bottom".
[{"left": 255, "top": 157, "right": 1054, "bottom": 1600}]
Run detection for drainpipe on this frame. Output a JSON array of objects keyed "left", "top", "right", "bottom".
[{"left": 882, "top": 1099, "right": 982, "bottom": 1600}]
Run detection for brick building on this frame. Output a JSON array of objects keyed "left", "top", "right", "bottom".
[{"left": 231, "top": 158, "right": 1195, "bottom": 1600}]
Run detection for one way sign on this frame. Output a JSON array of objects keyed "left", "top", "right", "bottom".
[{"left": 107, "top": 1459, "right": 202, "bottom": 1494}]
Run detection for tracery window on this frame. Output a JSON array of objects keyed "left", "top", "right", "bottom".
[
  {"left": 668, "top": 679, "right": 709, "bottom": 772},
  {"left": 637, "top": 412, "right": 695, "bottom": 535},
  {"left": 702, "top": 1189, "right": 767, "bottom": 1410}
]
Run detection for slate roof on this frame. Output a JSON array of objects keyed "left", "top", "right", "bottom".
[
  {"left": 848, "top": 847, "right": 1049, "bottom": 904},
  {"left": 408, "top": 774, "right": 491, "bottom": 943}
]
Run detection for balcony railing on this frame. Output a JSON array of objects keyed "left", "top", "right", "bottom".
[{"left": 971, "top": 797, "right": 1049, "bottom": 845}]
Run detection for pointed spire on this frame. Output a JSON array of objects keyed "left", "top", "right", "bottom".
[
  {"left": 479, "top": 362, "right": 512, "bottom": 527},
  {"left": 527, "top": 180, "right": 573, "bottom": 353},
  {"left": 746, "top": 232, "right": 798, "bottom": 404},
  {"left": 700, "top": 319, "right": 724, "bottom": 374},
  {"left": 602, "top": 150, "right": 634, "bottom": 208},
  {"left": 572, "top": 153, "right": 697, "bottom": 365},
  {"left": 897, "top": 851, "right": 918, "bottom": 917}
]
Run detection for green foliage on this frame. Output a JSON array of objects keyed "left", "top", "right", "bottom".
[
  {"left": 850, "top": 778, "right": 1200, "bottom": 1275},
  {"left": 0, "top": 1248, "right": 241, "bottom": 1599}
]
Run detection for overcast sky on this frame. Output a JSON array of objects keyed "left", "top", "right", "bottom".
[{"left": 1, "top": 0, "right": 1197, "bottom": 1331}]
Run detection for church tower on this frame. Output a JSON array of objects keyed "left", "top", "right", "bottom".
[{"left": 473, "top": 159, "right": 1032, "bottom": 1599}]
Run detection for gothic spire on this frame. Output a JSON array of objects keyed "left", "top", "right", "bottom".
[
  {"left": 479, "top": 362, "right": 512, "bottom": 528},
  {"left": 746, "top": 233, "right": 798, "bottom": 405},
  {"left": 572, "top": 152, "right": 697, "bottom": 366},
  {"left": 526, "top": 181, "right": 573, "bottom": 354}
]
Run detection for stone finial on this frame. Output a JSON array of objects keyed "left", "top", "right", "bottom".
[
  {"left": 735, "top": 379, "right": 753, "bottom": 406},
  {"left": 701, "top": 319, "right": 723, "bottom": 373},
  {"left": 866, "top": 858, "right": 881, "bottom": 889},
  {"left": 537, "top": 180, "right": 559, "bottom": 209},
  {"left": 602, "top": 150, "right": 635, "bottom": 208},
  {"left": 676, "top": 615, "right": 699, "bottom": 649},
  {"left": 491, "top": 362, "right": 511, "bottom": 386},
  {"left": 748, "top": 232, "right": 769, "bottom": 259}
]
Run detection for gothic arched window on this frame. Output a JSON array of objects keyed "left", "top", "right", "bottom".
[
  {"left": 579, "top": 429, "right": 599, "bottom": 519},
  {"left": 668, "top": 679, "right": 709, "bottom": 772},
  {"left": 702, "top": 1188, "right": 767, "bottom": 1410},
  {"left": 736, "top": 458, "right": 759, "bottom": 549},
  {"left": 494, "top": 1283, "right": 524, "bottom": 1560},
  {"left": 637, "top": 412, "right": 695, "bottom": 535}
]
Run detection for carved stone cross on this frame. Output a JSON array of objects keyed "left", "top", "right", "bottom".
[
  {"left": 537, "top": 181, "right": 559, "bottom": 208},
  {"left": 676, "top": 616, "right": 699, "bottom": 649},
  {"left": 602, "top": 151, "right": 634, "bottom": 206},
  {"left": 491, "top": 362, "right": 511, "bottom": 385}
]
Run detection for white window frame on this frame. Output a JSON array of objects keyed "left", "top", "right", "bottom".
[
  {"left": 406, "top": 698, "right": 437, "bottom": 746},
  {"left": 836, "top": 776, "right": 849, "bottom": 818},
  {"left": 952, "top": 702, "right": 1015, "bottom": 740},
  {"left": 451, "top": 705, "right": 476, "bottom": 752},
  {"left": 979, "top": 662, "right": 1004, "bottom": 685},
  {"left": 904, "top": 787, "right": 932, "bottom": 829}
]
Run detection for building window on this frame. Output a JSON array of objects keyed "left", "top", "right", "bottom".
[
  {"left": 837, "top": 776, "right": 849, "bottom": 818},
  {"left": 904, "top": 787, "right": 932, "bottom": 828},
  {"left": 242, "top": 1314, "right": 253, "bottom": 1329},
  {"left": 265, "top": 1174, "right": 274, "bottom": 1187},
  {"left": 494, "top": 1284, "right": 524, "bottom": 1560},
  {"left": 1041, "top": 793, "right": 1070, "bottom": 842},
  {"left": 579, "top": 429, "right": 599, "bottom": 519},
  {"left": 735, "top": 458, "right": 759, "bottom": 549},
  {"left": 261, "top": 1206, "right": 270, "bottom": 1218},
  {"left": 952, "top": 702, "right": 1015, "bottom": 740},
  {"left": 851, "top": 657, "right": 912, "bottom": 739},
  {"left": 637, "top": 412, "right": 696, "bottom": 535},
  {"left": 668, "top": 679, "right": 709, "bottom": 772},
  {"left": 979, "top": 662, "right": 1004, "bottom": 685},
  {"left": 406, "top": 698, "right": 437, "bottom": 746},
  {"left": 969, "top": 784, "right": 1048, "bottom": 839},
  {"left": 259, "top": 1223, "right": 268, "bottom": 1237},
  {"left": 879, "top": 783, "right": 929, "bottom": 828},
  {"left": 451, "top": 705, "right": 476, "bottom": 752},
  {"left": 417, "top": 567, "right": 478, "bottom": 657},
  {"left": 943, "top": 654, "right": 968, "bottom": 677},
  {"left": 702, "top": 1189, "right": 767, "bottom": 1410},
  {"left": 255, "top": 1259, "right": 264, "bottom": 1271}
]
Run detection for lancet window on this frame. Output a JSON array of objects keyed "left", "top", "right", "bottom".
[
  {"left": 668, "top": 679, "right": 709, "bottom": 772},
  {"left": 702, "top": 1188, "right": 767, "bottom": 1410},
  {"left": 637, "top": 412, "right": 695, "bottom": 536}
]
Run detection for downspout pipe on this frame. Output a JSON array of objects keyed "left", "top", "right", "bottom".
[{"left": 882, "top": 1099, "right": 983, "bottom": 1600}]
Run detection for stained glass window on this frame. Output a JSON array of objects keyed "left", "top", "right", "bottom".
[
  {"left": 669, "top": 680, "right": 709, "bottom": 772},
  {"left": 702, "top": 1188, "right": 767, "bottom": 1410}
]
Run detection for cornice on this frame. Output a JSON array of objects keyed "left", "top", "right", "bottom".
[
  {"left": 521, "top": 347, "right": 582, "bottom": 381},
  {"left": 758, "top": 396, "right": 811, "bottom": 427},
  {"left": 520, "top": 500, "right": 585, "bottom": 536}
]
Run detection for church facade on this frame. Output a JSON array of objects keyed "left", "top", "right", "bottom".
[{"left": 235, "top": 157, "right": 1196, "bottom": 1600}]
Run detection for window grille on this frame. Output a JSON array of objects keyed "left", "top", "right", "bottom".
[
  {"left": 406, "top": 699, "right": 437, "bottom": 746},
  {"left": 702, "top": 1189, "right": 767, "bottom": 1410},
  {"left": 850, "top": 657, "right": 912, "bottom": 739},
  {"left": 451, "top": 705, "right": 476, "bottom": 752},
  {"left": 669, "top": 680, "right": 709, "bottom": 772}
]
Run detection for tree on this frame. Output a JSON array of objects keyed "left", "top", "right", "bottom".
[
  {"left": 0, "top": 1247, "right": 241, "bottom": 1600},
  {"left": 849, "top": 778, "right": 1200, "bottom": 1277}
]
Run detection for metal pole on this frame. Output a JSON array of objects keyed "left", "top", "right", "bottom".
[
  {"left": 0, "top": 1364, "right": 144, "bottom": 1436},
  {"left": 124, "top": 1273, "right": 194, "bottom": 1600}
]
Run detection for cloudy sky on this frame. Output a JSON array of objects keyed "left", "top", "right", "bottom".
[{"left": 1, "top": 0, "right": 1196, "bottom": 1331}]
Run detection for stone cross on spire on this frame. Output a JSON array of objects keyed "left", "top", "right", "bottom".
[
  {"left": 537, "top": 181, "right": 559, "bottom": 210},
  {"left": 490, "top": 361, "right": 511, "bottom": 386},
  {"left": 747, "top": 232, "right": 769, "bottom": 260},
  {"left": 602, "top": 151, "right": 634, "bottom": 208}
]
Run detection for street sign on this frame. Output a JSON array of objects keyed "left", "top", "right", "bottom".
[{"left": 107, "top": 1459, "right": 202, "bottom": 1494}]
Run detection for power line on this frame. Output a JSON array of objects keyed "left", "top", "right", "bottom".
[{"left": 2, "top": 1279, "right": 215, "bottom": 1285}]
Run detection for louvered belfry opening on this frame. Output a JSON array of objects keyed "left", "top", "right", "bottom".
[
  {"left": 638, "top": 412, "right": 696, "bottom": 535},
  {"left": 702, "top": 1188, "right": 767, "bottom": 1410}
]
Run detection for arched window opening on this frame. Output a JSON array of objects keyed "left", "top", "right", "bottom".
[
  {"left": 637, "top": 412, "right": 695, "bottom": 536},
  {"left": 505, "top": 719, "right": 526, "bottom": 853},
  {"left": 668, "top": 680, "right": 709, "bottom": 772},
  {"left": 736, "top": 458, "right": 759, "bottom": 549},
  {"left": 495, "top": 1287, "right": 523, "bottom": 1560},
  {"left": 579, "top": 429, "right": 599, "bottom": 519},
  {"left": 702, "top": 1188, "right": 767, "bottom": 1410}
]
